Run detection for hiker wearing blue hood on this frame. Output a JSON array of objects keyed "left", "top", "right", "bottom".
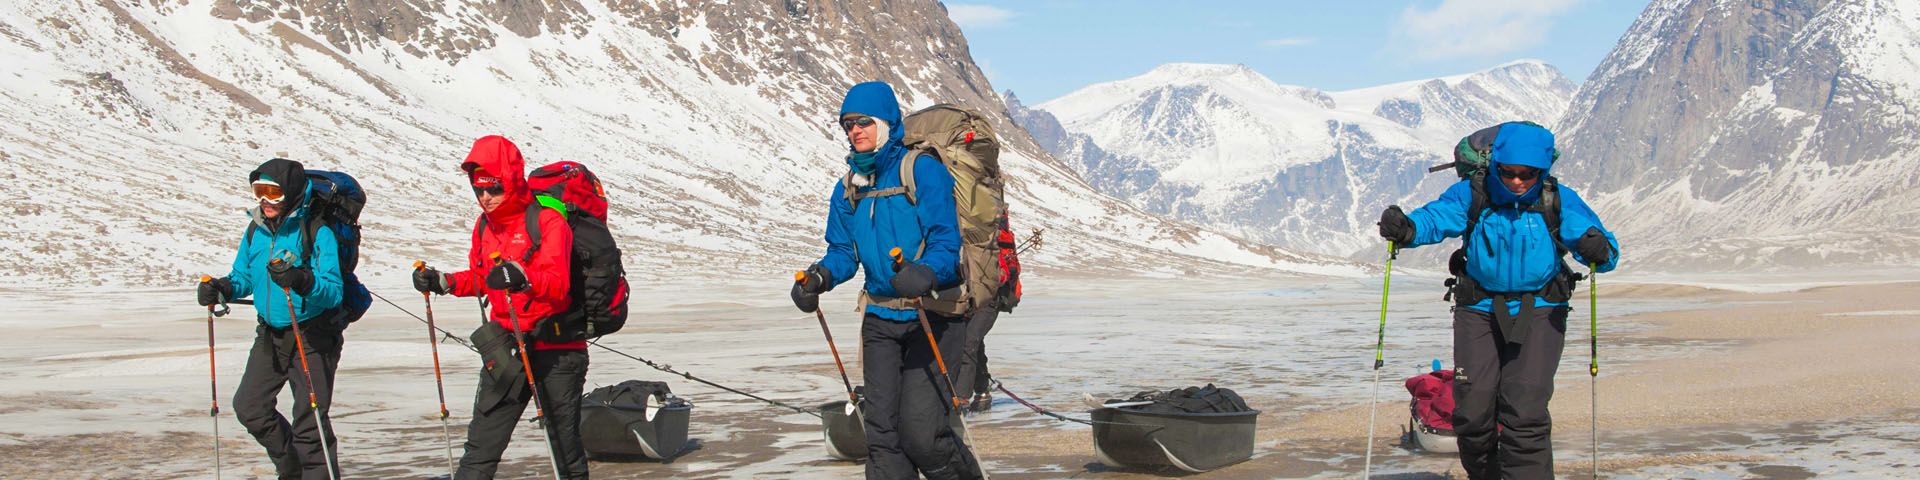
[
  {"left": 196, "top": 157, "right": 346, "bottom": 479},
  {"left": 1376, "top": 122, "right": 1618, "bottom": 479},
  {"left": 789, "top": 81, "right": 982, "bottom": 480}
]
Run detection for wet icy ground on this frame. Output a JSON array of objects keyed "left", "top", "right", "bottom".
[{"left": 1, "top": 270, "right": 1914, "bottom": 478}]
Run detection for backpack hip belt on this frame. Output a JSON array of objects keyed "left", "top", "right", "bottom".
[{"left": 859, "top": 286, "right": 966, "bottom": 316}]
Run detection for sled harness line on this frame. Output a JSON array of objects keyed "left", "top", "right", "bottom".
[
  {"left": 588, "top": 340, "right": 820, "bottom": 418},
  {"left": 992, "top": 379, "right": 1159, "bottom": 428},
  {"left": 368, "top": 290, "right": 477, "bottom": 352}
]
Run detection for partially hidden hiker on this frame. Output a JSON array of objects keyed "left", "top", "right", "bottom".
[
  {"left": 196, "top": 158, "right": 345, "bottom": 480},
  {"left": 1376, "top": 122, "right": 1618, "bottom": 479},
  {"left": 412, "top": 135, "right": 588, "bottom": 480},
  {"left": 790, "top": 81, "right": 984, "bottom": 480}
]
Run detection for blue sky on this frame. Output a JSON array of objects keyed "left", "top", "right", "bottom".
[{"left": 945, "top": 0, "right": 1651, "bottom": 104}]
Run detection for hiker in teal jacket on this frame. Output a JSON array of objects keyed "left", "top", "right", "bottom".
[
  {"left": 197, "top": 158, "right": 346, "bottom": 479},
  {"left": 790, "top": 81, "right": 981, "bottom": 480}
]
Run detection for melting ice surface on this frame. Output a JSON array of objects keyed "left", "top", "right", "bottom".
[{"left": 1, "top": 274, "right": 1913, "bottom": 478}]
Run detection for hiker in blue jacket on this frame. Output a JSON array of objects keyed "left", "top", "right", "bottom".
[
  {"left": 1377, "top": 122, "right": 1618, "bottom": 480},
  {"left": 789, "top": 81, "right": 982, "bottom": 480},
  {"left": 196, "top": 158, "right": 346, "bottom": 479}
]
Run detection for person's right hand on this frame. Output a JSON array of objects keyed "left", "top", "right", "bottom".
[
  {"left": 797, "top": 264, "right": 832, "bottom": 295},
  {"left": 1377, "top": 205, "right": 1415, "bottom": 246},
  {"left": 197, "top": 277, "right": 232, "bottom": 306},
  {"left": 413, "top": 265, "right": 452, "bottom": 295},
  {"left": 791, "top": 282, "right": 820, "bottom": 313}
]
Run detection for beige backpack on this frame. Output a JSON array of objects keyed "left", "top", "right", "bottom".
[{"left": 844, "top": 104, "right": 1015, "bottom": 316}]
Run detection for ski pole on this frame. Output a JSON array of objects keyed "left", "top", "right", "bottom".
[
  {"left": 1363, "top": 241, "right": 1396, "bottom": 478},
  {"left": 269, "top": 260, "right": 338, "bottom": 480},
  {"left": 889, "top": 248, "right": 964, "bottom": 408},
  {"left": 413, "top": 262, "right": 456, "bottom": 478},
  {"left": 200, "top": 277, "right": 223, "bottom": 479},
  {"left": 491, "top": 253, "right": 564, "bottom": 480},
  {"left": 798, "top": 271, "right": 858, "bottom": 408},
  {"left": 1589, "top": 262, "right": 1600, "bottom": 479}
]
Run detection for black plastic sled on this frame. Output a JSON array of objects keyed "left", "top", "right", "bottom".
[
  {"left": 580, "top": 380, "right": 694, "bottom": 461},
  {"left": 820, "top": 399, "right": 867, "bottom": 461},
  {"left": 1090, "top": 406, "right": 1259, "bottom": 473},
  {"left": 820, "top": 397, "right": 972, "bottom": 461}
]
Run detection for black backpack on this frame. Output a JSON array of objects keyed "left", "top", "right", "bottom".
[
  {"left": 585, "top": 380, "right": 686, "bottom": 409},
  {"left": 1124, "top": 384, "right": 1252, "bottom": 414},
  {"left": 296, "top": 170, "right": 371, "bottom": 328},
  {"left": 520, "top": 162, "right": 629, "bottom": 343}
]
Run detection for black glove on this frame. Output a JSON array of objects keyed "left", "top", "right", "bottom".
[
  {"left": 1377, "top": 205, "right": 1415, "bottom": 246},
  {"left": 267, "top": 260, "right": 315, "bottom": 295},
  {"left": 791, "top": 282, "right": 820, "bottom": 313},
  {"left": 1573, "top": 227, "right": 1614, "bottom": 265},
  {"left": 798, "top": 264, "right": 832, "bottom": 294},
  {"left": 197, "top": 277, "right": 232, "bottom": 306},
  {"left": 486, "top": 260, "right": 531, "bottom": 293},
  {"left": 413, "top": 266, "right": 452, "bottom": 295},
  {"left": 890, "top": 261, "right": 937, "bottom": 299}
]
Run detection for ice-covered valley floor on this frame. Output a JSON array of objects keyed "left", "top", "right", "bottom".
[{"left": 1, "top": 268, "right": 1915, "bottom": 479}]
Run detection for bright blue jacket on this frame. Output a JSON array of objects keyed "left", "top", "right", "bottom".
[
  {"left": 1403, "top": 123, "right": 1619, "bottom": 315},
  {"left": 817, "top": 82, "right": 962, "bottom": 322},
  {"left": 223, "top": 189, "right": 344, "bottom": 328}
]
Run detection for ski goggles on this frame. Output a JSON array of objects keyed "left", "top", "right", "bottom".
[
  {"left": 251, "top": 180, "right": 285, "bottom": 204},
  {"left": 1497, "top": 166, "right": 1542, "bottom": 181},
  {"left": 471, "top": 176, "right": 506, "bottom": 197},
  {"left": 839, "top": 115, "right": 876, "bottom": 131}
]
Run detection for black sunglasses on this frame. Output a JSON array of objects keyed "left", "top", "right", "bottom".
[
  {"left": 839, "top": 116, "right": 876, "bottom": 131},
  {"left": 472, "top": 184, "right": 506, "bottom": 196},
  {"left": 1498, "top": 166, "right": 1541, "bottom": 181}
]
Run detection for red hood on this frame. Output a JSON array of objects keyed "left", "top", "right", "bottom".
[{"left": 462, "top": 135, "right": 532, "bottom": 223}]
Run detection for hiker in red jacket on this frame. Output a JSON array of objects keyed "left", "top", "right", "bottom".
[{"left": 413, "top": 135, "right": 587, "bottom": 480}]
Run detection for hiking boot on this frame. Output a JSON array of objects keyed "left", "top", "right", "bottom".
[{"left": 967, "top": 392, "right": 993, "bottom": 412}]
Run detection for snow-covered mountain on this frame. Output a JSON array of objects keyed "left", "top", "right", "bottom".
[
  {"left": 1556, "top": 0, "right": 1920, "bottom": 270},
  {"left": 1021, "top": 61, "right": 1576, "bottom": 259},
  {"left": 0, "top": 0, "right": 1367, "bottom": 290}
]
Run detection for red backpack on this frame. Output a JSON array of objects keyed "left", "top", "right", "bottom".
[{"left": 522, "top": 161, "right": 629, "bottom": 342}]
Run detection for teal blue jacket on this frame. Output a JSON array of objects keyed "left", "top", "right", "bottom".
[{"left": 223, "top": 196, "right": 344, "bottom": 328}]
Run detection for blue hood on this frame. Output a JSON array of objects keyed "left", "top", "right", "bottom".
[
  {"left": 839, "top": 82, "right": 908, "bottom": 172},
  {"left": 1488, "top": 122, "right": 1557, "bottom": 204}
]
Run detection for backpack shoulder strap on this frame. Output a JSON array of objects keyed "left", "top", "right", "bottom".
[
  {"left": 896, "top": 150, "right": 929, "bottom": 206},
  {"left": 299, "top": 212, "right": 324, "bottom": 266},
  {"left": 1537, "top": 176, "right": 1566, "bottom": 255},
  {"left": 1465, "top": 172, "right": 1491, "bottom": 239},
  {"left": 521, "top": 196, "right": 568, "bottom": 263}
]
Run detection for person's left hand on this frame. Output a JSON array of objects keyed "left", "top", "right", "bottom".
[
  {"left": 268, "top": 260, "right": 315, "bottom": 295},
  {"left": 890, "top": 262, "right": 937, "bottom": 299},
  {"left": 1573, "top": 227, "right": 1614, "bottom": 265},
  {"left": 486, "top": 260, "right": 531, "bottom": 293}
]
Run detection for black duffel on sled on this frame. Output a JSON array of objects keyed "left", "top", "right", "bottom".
[
  {"left": 1089, "top": 384, "right": 1259, "bottom": 473},
  {"left": 580, "top": 380, "right": 694, "bottom": 461},
  {"left": 819, "top": 386, "right": 973, "bottom": 461}
]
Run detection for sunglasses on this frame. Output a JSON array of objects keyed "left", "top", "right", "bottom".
[
  {"left": 472, "top": 184, "right": 506, "bottom": 197},
  {"left": 1498, "top": 166, "right": 1541, "bottom": 181},
  {"left": 839, "top": 116, "right": 876, "bottom": 131},
  {"left": 252, "top": 183, "right": 285, "bottom": 204}
]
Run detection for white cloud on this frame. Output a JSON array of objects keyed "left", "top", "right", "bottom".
[
  {"left": 947, "top": 4, "right": 1014, "bottom": 29},
  {"left": 1393, "top": 0, "right": 1585, "bottom": 62},
  {"left": 1260, "top": 37, "right": 1318, "bottom": 49}
]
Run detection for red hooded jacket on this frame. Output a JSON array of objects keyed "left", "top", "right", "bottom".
[{"left": 448, "top": 135, "right": 581, "bottom": 350}]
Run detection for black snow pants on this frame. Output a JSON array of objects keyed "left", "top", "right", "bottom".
[
  {"left": 861, "top": 311, "right": 982, "bottom": 480},
  {"left": 1452, "top": 305, "right": 1568, "bottom": 480},
  {"left": 234, "top": 321, "right": 343, "bottom": 480},
  {"left": 455, "top": 348, "right": 589, "bottom": 480},
  {"left": 953, "top": 309, "right": 999, "bottom": 398}
]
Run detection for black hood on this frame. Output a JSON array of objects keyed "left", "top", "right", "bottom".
[{"left": 248, "top": 158, "right": 307, "bottom": 210}]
